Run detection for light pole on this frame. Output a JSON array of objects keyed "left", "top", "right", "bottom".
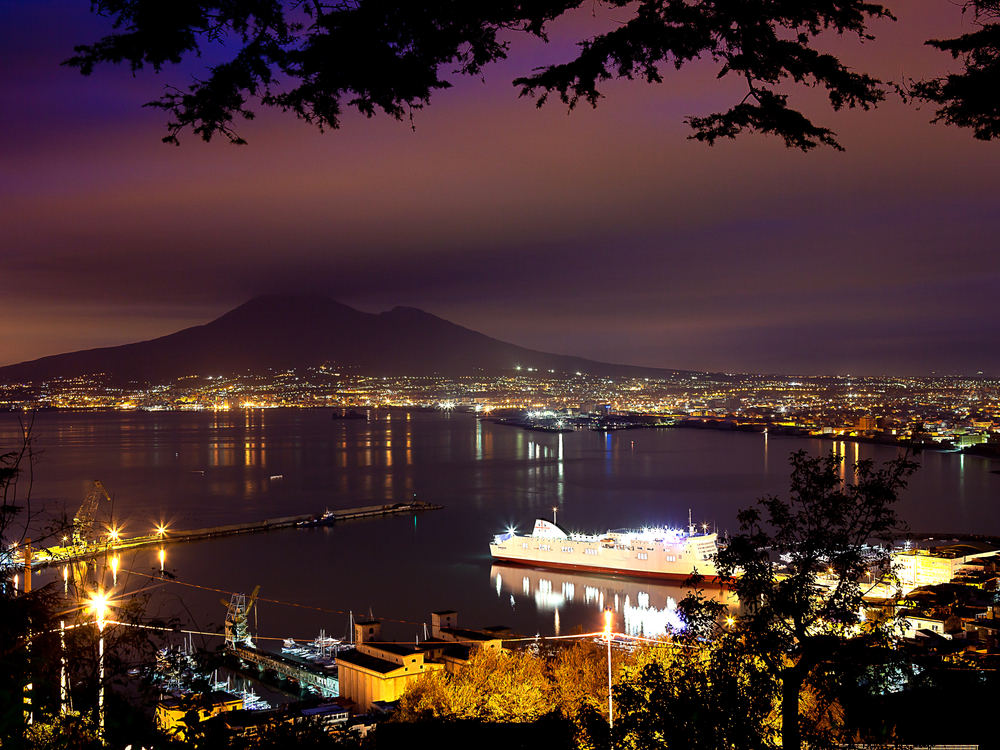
[
  {"left": 88, "top": 590, "right": 110, "bottom": 736},
  {"left": 604, "top": 608, "right": 614, "bottom": 730}
]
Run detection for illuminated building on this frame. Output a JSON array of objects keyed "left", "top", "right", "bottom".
[{"left": 336, "top": 612, "right": 506, "bottom": 714}]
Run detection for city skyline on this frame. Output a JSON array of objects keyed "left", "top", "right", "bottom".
[{"left": 3, "top": 0, "right": 999, "bottom": 377}]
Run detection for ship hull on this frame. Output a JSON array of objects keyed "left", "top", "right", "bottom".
[
  {"left": 489, "top": 553, "right": 723, "bottom": 583},
  {"left": 490, "top": 523, "right": 723, "bottom": 582}
]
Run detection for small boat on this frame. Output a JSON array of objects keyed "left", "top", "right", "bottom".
[{"left": 331, "top": 409, "right": 368, "bottom": 420}]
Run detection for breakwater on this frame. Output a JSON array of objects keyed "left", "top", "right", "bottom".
[{"left": 22, "top": 501, "right": 443, "bottom": 567}]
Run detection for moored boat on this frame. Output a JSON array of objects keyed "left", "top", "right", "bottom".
[{"left": 489, "top": 516, "right": 724, "bottom": 581}]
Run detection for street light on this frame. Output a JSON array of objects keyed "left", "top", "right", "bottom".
[
  {"left": 88, "top": 589, "right": 110, "bottom": 735},
  {"left": 604, "top": 608, "right": 614, "bottom": 730}
]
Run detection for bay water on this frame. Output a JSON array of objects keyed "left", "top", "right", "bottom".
[{"left": 4, "top": 409, "right": 997, "bottom": 652}]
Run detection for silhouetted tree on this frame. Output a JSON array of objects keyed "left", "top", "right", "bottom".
[
  {"left": 700, "top": 449, "right": 918, "bottom": 750},
  {"left": 66, "top": 0, "right": 900, "bottom": 150},
  {"left": 0, "top": 417, "right": 61, "bottom": 742},
  {"left": 909, "top": 1, "right": 1000, "bottom": 140},
  {"left": 0, "top": 419, "right": 178, "bottom": 748}
]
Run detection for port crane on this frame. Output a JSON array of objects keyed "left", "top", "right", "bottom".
[
  {"left": 223, "top": 585, "right": 261, "bottom": 648},
  {"left": 72, "top": 481, "right": 112, "bottom": 548}
]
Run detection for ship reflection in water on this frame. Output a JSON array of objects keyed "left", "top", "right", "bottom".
[{"left": 490, "top": 564, "right": 738, "bottom": 637}]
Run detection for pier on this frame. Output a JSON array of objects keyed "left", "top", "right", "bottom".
[{"left": 21, "top": 501, "right": 443, "bottom": 567}]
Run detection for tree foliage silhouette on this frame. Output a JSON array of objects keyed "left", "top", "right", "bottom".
[
  {"left": 699, "top": 449, "right": 918, "bottom": 750},
  {"left": 909, "top": 1, "right": 1000, "bottom": 140},
  {"left": 0, "top": 418, "right": 180, "bottom": 748},
  {"left": 66, "top": 0, "right": 904, "bottom": 150}
]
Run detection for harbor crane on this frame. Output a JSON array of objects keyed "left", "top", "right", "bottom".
[
  {"left": 72, "top": 481, "right": 112, "bottom": 548},
  {"left": 223, "top": 585, "right": 261, "bottom": 648}
]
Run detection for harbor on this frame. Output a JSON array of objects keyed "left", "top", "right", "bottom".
[{"left": 5, "top": 410, "right": 998, "bottom": 655}]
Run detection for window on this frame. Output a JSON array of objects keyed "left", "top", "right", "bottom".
[
  {"left": 585, "top": 548, "right": 598, "bottom": 556},
  {"left": 522, "top": 542, "right": 529, "bottom": 549},
  {"left": 637, "top": 553, "right": 648, "bottom": 560},
  {"left": 539, "top": 544, "right": 551, "bottom": 551},
  {"left": 666, "top": 555, "right": 676, "bottom": 562},
  {"left": 562, "top": 546, "right": 574, "bottom": 553}
]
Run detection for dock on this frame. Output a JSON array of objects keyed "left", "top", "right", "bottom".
[{"left": 22, "top": 501, "right": 443, "bottom": 567}]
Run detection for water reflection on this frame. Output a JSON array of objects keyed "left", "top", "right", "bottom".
[
  {"left": 5, "top": 411, "right": 998, "bottom": 641},
  {"left": 491, "top": 564, "right": 737, "bottom": 638}
]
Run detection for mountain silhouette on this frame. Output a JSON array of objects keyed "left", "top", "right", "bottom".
[{"left": 0, "top": 295, "right": 687, "bottom": 383}]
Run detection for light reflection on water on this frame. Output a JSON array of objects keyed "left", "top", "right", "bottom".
[
  {"left": 4, "top": 410, "right": 998, "bottom": 642},
  {"left": 491, "top": 564, "right": 737, "bottom": 638}
]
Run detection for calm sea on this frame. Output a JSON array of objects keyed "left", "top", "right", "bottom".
[{"left": 4, "top": 409, "right": 998, "bottom": 650}]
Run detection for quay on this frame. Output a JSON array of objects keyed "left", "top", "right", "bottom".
[{"left": 19, "top": 501, "right": 443, "bottom": 567}]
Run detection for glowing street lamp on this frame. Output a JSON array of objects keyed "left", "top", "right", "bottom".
[{"left": 604, "top": 608, "right": 614, "bottom": 729}]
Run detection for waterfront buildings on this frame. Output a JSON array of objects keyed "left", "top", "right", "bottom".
[
  {"left": 2, "top": 369, "right": 997, "bottom": 454},
  {"left": 336, "top": 611, "right": 506, "bottom": 713},
  {"left": 893, "top": 543, "right": 1000, "bottom": 594}
]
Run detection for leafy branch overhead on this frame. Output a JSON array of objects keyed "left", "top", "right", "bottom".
[
  {"left": 907, "top": 0, "right": 1000, "bottom": 141},
  {"left": 64, "top": 1, "right": 999, "bottom": 148},
  {"left": 513, "top": 0, "right": 894, "bottom": 152}
]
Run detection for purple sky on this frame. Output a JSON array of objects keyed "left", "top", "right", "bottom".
[{"left": 2, "top": 0, "right": 998, "bottom": 376}]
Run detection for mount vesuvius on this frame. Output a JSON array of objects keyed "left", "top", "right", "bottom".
[{"left": 0, "top": 296, "right": 688, "bottom": 384}]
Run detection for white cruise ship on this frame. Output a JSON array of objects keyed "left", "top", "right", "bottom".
[{"left": 489, "top": 517, "right": 723, "bottom": 581}]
